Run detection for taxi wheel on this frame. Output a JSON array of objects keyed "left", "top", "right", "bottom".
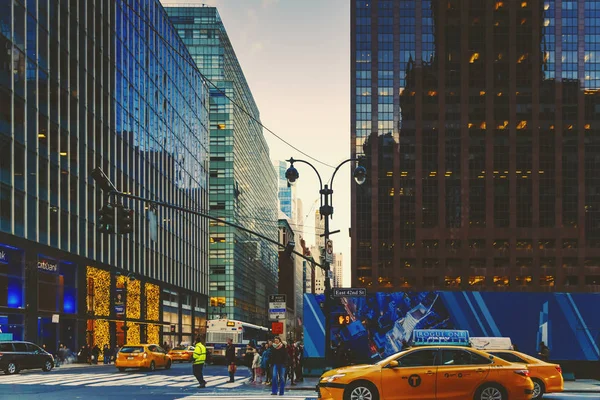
[
  {"left": 475, "top": 384, "right": 506, "bottom": 400},
  {"left": 532, "top": 379, "right": 545, "bottom": 399},
  {"left": 165, "top": 360, "right": 172, "bottom": 370},
  {"left": 148, "top": 361, "right": 156, "bottom": 372},
  {"left": 344, "top": 381, "right": 379, "bottom": 400}
]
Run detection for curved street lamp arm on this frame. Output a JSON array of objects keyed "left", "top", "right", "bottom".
[
  {"left": 330, "top": 158, "right": 361, "bottom": 191},
  {"left": 287, "top": 157, "right": 323, "bottom": 190}
]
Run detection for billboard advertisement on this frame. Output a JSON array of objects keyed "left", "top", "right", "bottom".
[{"left": 303, "top": 291, "right": 600, "bottom": 362}]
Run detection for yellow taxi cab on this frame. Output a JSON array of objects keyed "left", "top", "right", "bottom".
[
  {"left": 168, "top": 345, "right": 195, "bottom": 363},
  {"left": 115, "top": 344, "right": 172, "bottom": 372},
  {"left": 470, "top": 337, "right": 564, "bottom": 399},
  {"left": 485, "top": 350, "right": 563, "bottom": 399},
  {"left": 319, "top": 331, "right": 534, "bottom": 400}
]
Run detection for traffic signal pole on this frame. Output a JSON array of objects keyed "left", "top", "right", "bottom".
[{"left": 91, "top": 168, "right": 323, "bottom": 270}]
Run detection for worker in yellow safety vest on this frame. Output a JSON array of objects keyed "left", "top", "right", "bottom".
[{"left": 193, "top": 337, "right": 207, "bottom": 388}]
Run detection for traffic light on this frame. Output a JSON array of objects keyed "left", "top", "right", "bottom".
[
  {"left": 98, "top": 203, "right": 115, "bottom": 234},
  {"left": 117, "top": 207, "right": 134, "bottom": 235}
]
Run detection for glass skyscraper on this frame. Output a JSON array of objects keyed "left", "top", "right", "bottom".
[
  {"left": 165, "top": 6, "right": 279, "bottom": 325},
  {"left": 351, "top": 0, "right": 600, "bottom": 293},
  {"left": 277, "top": 161, "right": 293, "bottom": 219},
  {"left": 0, "top": 0, "right": 209, "bottom": 352}
]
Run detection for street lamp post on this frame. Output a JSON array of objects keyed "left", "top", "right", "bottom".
[{"left": 285, "top": 157, "right": 366, "bottom": 365}]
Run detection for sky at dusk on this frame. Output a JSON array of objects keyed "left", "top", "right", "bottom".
[{"left": 161, "top": 0, "right": 352, "bottom": 285}]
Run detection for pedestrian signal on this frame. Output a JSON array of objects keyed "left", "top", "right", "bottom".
[{"left": 334, "top": 313, "right": 351, "bottom": 326}]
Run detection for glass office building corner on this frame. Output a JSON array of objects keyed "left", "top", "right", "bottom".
[
  {"left": 0, "top": 0, "right": 210, "bottom": 351},
  {"left": 165, "top": 5, "right": 279, "bottom": 326}
]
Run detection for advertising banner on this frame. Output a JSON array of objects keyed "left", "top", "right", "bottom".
[
  {"left": 303, "top": 291, "right": 600, "bottom": 362},
  {"left": 115, "top": 288, "right": 126, "bottom": 318}
]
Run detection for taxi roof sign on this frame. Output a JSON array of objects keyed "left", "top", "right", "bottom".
[
  {"left": 412, "top": 329, "right": 470, "bottom": 346},
  {"left": 470, "top": 337, "right": 513, "bottom": 351}
]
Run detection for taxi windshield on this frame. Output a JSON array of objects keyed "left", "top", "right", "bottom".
[
  {"left": 172, "top": 346, "right": 187, "bottom": 350},
  {"left": 120, "top": 346, "right": 144, "bottom": 353},
  {"left": 374, "top": 350, "right": 408, "bottom": 366}
]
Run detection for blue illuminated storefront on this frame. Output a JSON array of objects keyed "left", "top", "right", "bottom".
[
  {"left": 0, "top": 243, "right": 25, "bottom": 341},
  {"left": 0, "top": 240, "right": 79, "bottom": 352}
]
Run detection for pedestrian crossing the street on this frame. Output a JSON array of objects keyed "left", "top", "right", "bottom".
[{"left": 0, "top": 372, "right": 250, "bottom": 389}]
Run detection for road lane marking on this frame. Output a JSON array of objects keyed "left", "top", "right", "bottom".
[
  {"left": 63, "top": 373, "right": 147, "bottom": 386},
  {"left": 218, "top": 377, "right": 250, "bottom": 388}
]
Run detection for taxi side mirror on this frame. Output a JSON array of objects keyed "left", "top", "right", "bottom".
[{"left": 388, "top": 360, "right": 399, "bottom": 368}]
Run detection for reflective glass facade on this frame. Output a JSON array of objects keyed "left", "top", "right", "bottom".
[
  {"left": 351, "top": 0, "right": 600, "bottom": 292},
  {"left": 166, "top": 6, "right": 279, "bottom": 325},
  {"left": 0, "top": 0, "right": 209, "bottom": 346},
  {"left": 277, "top": 161, "right": 293, "bottom": 219}
]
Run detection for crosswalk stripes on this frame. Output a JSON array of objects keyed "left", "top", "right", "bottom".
[{"left": 0, "top": 372, "right": 251, "bottom": 389}]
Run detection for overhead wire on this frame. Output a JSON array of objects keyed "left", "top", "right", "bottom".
[{"left": 115, "top": 0, "right": 336, "bottom": 169}]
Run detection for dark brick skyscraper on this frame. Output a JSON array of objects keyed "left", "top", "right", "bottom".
[{"left": 351, "top": 0, "right": 600, "bottom": 293}]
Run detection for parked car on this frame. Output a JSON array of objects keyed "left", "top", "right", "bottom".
[
  {"left": 115, "top": 344, "right": 172, "bottom": 372},
  {"left": 0, "top": 341, "right": 55, "bottom": 375}
]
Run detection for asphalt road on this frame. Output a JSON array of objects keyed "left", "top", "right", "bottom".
[
  {"left": 0, "top": 363, "right": 596, "bottom": 400},
  {"left": 0, "top": 362, "right": 317, "bottom": 400}
]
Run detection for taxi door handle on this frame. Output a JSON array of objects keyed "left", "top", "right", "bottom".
[
  {"left": 426, "top": 370, "right": 435, "bottom": 375},
  {"left": 476, "top": 368, "right": 486, "bottom": 373}
]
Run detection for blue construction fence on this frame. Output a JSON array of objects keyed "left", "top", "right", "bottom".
[{"left": 303, "top": 291, "right": 600, "bottom": 365}]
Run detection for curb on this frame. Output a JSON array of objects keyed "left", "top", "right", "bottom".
[
  {"left": 55, "top": 363, "right": 115, "bottom": 369},
  {"left": 563, "top": 390, "right": 600, "bottom": 393}
]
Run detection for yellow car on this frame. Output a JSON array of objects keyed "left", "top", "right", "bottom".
[
  {"left": 486, "top": 350, "right": 563, "bottom": 399},
  {"left": 115, "top": 344, "right": 172, "bottom": 372},
  {"left": 168, "top": 345, "right": 195, "bottom": 362},
  {"left": 318, "top": 346, "right": 534, "bottom": 400}
]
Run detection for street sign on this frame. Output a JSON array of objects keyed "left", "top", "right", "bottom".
[
  {"left": 332, "top": 288, "right": 367, "bottom": 297},
  {"left": 269, "top": 294, "right": 287, "bottom": 321},
  {"left": 325, "top": 239, "right": 333, "bottom": 263},
  {"left": 271, "top": 322, "right": 284, "bottom": 335},
  {"left": 269, "top": 294, "right": 286, "bottom": 303}
]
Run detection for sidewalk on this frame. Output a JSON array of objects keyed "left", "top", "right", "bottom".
[
  {"left": 564, "top": 379, "right": 600, "bottom": 393},
  {"left": 287, "top": 377, "right": 600, "bottom": 393}
]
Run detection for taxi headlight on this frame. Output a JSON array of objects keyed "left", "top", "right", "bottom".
[{"left": 323, "top": 374, "right": 346, "bottom": 383}]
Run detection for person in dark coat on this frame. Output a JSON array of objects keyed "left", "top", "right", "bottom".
[
  {"left": 261, "top": 341, "right": 272, "bottom": 385},
  {"left": 245, "top": 344, "right": 257, "bottom": 382},
  {"left": 77, "top": 346, "right": 89, "bottom": 364},
  {"left": 538, "top": 341, "right": 550, "bottom": 361},
  {"left": 294, "top": 342, "right": 304, "bottom": 383},
  {"left": 270, "top": 337, "right": 287, "bottom": 396},
  {"left": 286, "top": 343, "right": 296, "bottom": 385},
  {"left": 91, "top": 345, "right": 100, "bottom": 365},
  {"left": 102, "top": 344, "right": 111, "bottom": 364},
  {"left": 225, "top": 338, "right": 236, "bottom": 383}
]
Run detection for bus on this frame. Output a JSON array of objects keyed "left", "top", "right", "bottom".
[{"left": 205, "top": 319, "right": 270, "bottom": 363}]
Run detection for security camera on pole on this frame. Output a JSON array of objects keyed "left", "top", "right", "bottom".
[{"left": 285, "top": 157, "right": 366, "bottom": 366}]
